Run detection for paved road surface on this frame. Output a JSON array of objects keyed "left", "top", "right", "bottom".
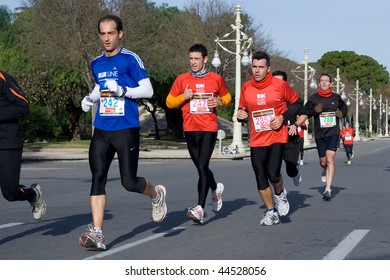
[{"left": 1, "top": 139, "right": 389, "bottom": 278}]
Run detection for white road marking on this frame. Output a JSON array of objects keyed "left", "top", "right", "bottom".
[
  {"left": 21, "top": 168, "right": 72, "bottom": 170},
  {"left": 370, "top": 145, "right": 390, "bottom": 153},
  {"left": 0, "top": 222, "right": 24, "bottom": 229},
  {"left": 83, "top": 227, "right": 186, "bottom": 260},
  {"left": 323, "top": 229, "right": 370, "bottom": 260}
]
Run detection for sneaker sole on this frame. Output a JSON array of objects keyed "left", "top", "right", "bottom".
[
  {"left": 186, "top": 212, "right": 203, "bottom": 224},
  {"left": 33, "top": 200, "right": 47, "bottom": 220},
  {"left": 212, "top": 183, "right": 224, "bottom": 212},
  {"left": 260, "top": 220, "right": 280, "bottom": 226},
  {"left": 322, "top": 194, "right": 331, "bottom": 201},
  {"left": 79, "top": 234, "right": 106, "bottom": 251},
  {"left": 153, "top": 185, "right": 167, "bottom": 223},
  {"left": 31, "top": 184, "right": 46, "bottom": 220}
]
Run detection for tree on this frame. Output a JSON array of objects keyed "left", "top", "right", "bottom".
[
  {"left": 15, "top": 0, "right": 103, "bottom": 140},
  {"left": 317, "top": 51, "right": 389, "bottom": 94}
]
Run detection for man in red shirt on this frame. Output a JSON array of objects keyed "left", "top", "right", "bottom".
[
  {"left": 237, "top": 51, "right": 300, "bottom": 226},
  {"left": 166, "top": 44, "right": 232, "bottom": 224},
  {"left": 340, "top": 121, "right": 355, "bottom": 164}
]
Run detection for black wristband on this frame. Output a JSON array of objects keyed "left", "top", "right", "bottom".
[
  {"left": 293, "top": 122, "right": 299, "bottom": 127},
  {"left": 121, "top": 86, "right": 127, "bottom": 97}
]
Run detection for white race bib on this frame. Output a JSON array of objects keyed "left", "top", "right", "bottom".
[
  {"left": 99, "top": 91, "right": 125, "bottom": 116},
  {"left": 252, "top": 108, "right": 275, "bottom": 132},
  {"left": 319, "top": 112, "right": 336, "bottom": 128},
  {"left": 190, "top": 93, "right": 213, "bottom": 114}
]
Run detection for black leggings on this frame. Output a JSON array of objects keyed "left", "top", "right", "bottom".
[
  {"left": 344, "top": 144, "right": 353, "bottom": 159},
  {"left": 284, "top": 137, "right": 299, "bottom": 178},
  {"left": 89, "top": 128, "right": 146, "bottom": 196},
  {"left": 185, "top": 131, "right": 217, "bottom": 208},
  {"left": 0, "top": 149, "right": 35, "bottom": 202},
  {"left": 250, "top": 143, "right": 284, "bottom": 190},
  {"left": 298, "top": 138, "right": 304, "bottom": 160}
]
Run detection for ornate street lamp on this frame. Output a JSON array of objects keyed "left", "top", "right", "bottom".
[
  {"left": 291, "top": 48, "right": 317, "bottom": 146},
  {"left": 211, "top": 4, "right": 252, "bottom": 153},
  {"left": 342, "top": 80, "right": 364, "bottom": 141}
]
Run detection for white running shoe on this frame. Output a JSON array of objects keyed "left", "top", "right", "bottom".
[
  {"left": 211, "top": 182, "right": 224, "bottom": 212},
  {"left": 260, "top": 209, "right": 280, "bottom": 226},
  {"left": 79, "top": 224, "right": 106, "bottom": 251},
  {"left": 274, "top": 188, "right": 289, "bottom": 216},
  {"left": 29, "top": 184, "right": 46, "bottom": 220},
  {"left": 321, "top": 169, "right": 326, "bottom": 183},
  {"left": 152, "top": 185, "right": 167, "bottom": 222},
  {"left": 187, "top": 205, "right": 204, "bottom": 224},
  {"left": 300, "top": 159, "right": 304, "bottom": 166},
  {"left": 293, "top": 172, "right": 302, "bottom": 187}
]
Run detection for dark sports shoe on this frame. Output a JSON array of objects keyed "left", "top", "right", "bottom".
[
  {"left": 293, "top": 172, "right": 302, "bottom": 187},
  {"left": 79, "top": 224, "right": 106, "bottom": 251},
  {"left": 29, "top": 184, "right": 46, "bottom": 220},
  {"left": 322, "top": 190, "right": 332, "bottom": 201}
]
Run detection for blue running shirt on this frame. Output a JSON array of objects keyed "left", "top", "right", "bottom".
[{"left": 91, "top": 48, "right": 149, "bottom": 131}]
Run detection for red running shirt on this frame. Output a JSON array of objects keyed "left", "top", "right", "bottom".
[
  {"left": 340, "top": 127, "right": 355, "bottom": 144},
  {"left": 239, "top": 76, "right": 299, "bottom": 147},
  {"left": 169, "top": 72, "right": 229, "bottom": 132}
]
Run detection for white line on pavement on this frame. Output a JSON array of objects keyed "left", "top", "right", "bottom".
[
  {"left": 370, "top": 145, "right": 390, "bottom": 153},
  {"left": 83, "top": 227, "right": 186, "bottom": 260},
  {"left": 0, "top": 222, "right": 24, "bottom": 229},
  {"left": 323, "top": 229, "right": 370, "bottom": 260},
  {"left": 21, "top": 168, "right": 72, "bottom": 170}
]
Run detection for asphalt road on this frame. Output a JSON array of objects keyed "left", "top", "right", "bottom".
[{"left": 1, "top": 139, "right": 390, "bottom": 262}]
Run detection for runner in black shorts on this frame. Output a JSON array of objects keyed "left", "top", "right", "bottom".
[
  {"left": 0, "top": 70, "right": 46, "bottom": 220},
  {"left": 290, "top": 73, "right": 347, "bottom": 200},
  {"left": 273, "top": 71, "right": 303, "bottom": 187}
]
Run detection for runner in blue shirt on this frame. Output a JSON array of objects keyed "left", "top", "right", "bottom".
[{"left": 79, "top": 15, "right": 167, "bottom": 251}]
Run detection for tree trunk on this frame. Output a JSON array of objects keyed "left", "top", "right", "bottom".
[
  {"left": 164, "top": 108, "right": 184, "bottom": 140},
  {"left": 66, "top": 97, "right": 82, "bottom": 141}
]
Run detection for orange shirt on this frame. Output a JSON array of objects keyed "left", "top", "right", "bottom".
[
  {"left": 168, "top": 72, "right": 229, "bottom": 132},
  {"left": 239, "top": 75, "right": 299, "bottom": 147},
  {"left": 340, "top": 127, "right": 355, "bottom": 144}
]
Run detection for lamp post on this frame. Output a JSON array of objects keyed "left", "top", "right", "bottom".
[
  {"left": 385, "top": 99, "right": 389, "bottom": 137},
  {"left": 291, "top": 48, "right": 317, "bottom": 147},
  {"left": 369, "top": 88, "right": 374, "bottom": 134},
  {"left": 211, "top": 4, "right": 252, "bottom": 153},
  {"left": 379, "top": 94, "right": 383, "bottom": 137},
  {"left": 342, "top": 80, "right": 363, "bottom": 141},
  {"left": 333, "top": 68, "right": 345, "bottom": 94}
]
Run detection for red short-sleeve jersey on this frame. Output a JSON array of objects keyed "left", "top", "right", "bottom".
[
  {"left": 169, "top": 72, "right": 229, "bottom": 132},
  {"left": 239, "top": 76, "right": 299, "bottom": 147}
]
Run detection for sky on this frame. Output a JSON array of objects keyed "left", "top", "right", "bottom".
[{"left": 2, "top": 0, "right": 390, "bottom": 72}]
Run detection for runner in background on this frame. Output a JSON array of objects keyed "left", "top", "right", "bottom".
[
  {"left": 272, "top": 70, "right": 303, "bottom": 187},
  {"left": 340, "top": 121, "right": 355, "bottom": 165},
  {"left": 290, "top": 73, "right": 348, "bottom": 201}
]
